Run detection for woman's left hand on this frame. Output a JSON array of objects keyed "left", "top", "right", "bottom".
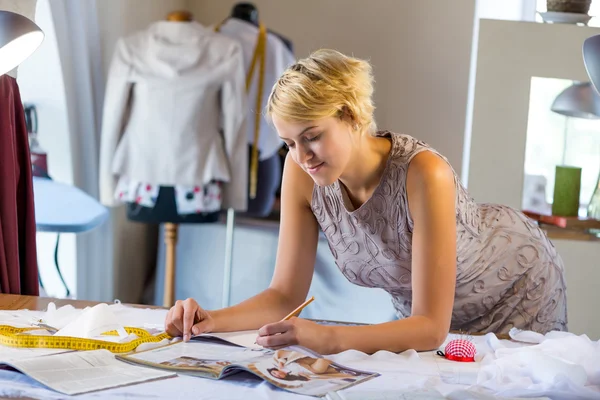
[{"left": 256, "top": 317, "right": 337, "bottom": 355}]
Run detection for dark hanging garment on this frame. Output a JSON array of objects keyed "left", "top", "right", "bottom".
[{"left": 0, "top": 74, "right": 39, "bottom": 295}]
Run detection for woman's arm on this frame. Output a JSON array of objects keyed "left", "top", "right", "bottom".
[
  {"left": 327, "top": 151, "right": 457, "bottom": 353},
  {"left": 208, "top": 154, "right": 320, "bottom": 332}
]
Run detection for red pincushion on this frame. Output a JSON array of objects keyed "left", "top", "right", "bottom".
[{"left": 437, "top": 338, "right": 476, "bottom": 362}]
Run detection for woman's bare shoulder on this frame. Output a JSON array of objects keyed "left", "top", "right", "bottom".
[
  {"left": 282, "top": 153, "right": 315, "bottom": 207},
  {"left": 408, "top": 150, "right": 454, "bottom": 183}
]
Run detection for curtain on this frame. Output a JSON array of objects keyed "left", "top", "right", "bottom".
[{"left": 48, "top": 0, "right": 113, "bottom": 301}]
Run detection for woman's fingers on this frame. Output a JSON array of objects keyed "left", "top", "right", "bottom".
[
  {"left": 191, "top": 317, "right": 212, "bottom": 336},
  {"left": 257, "top": 321, "right": 296, "bottom": 348},
  {"left": 164, "top": 299, "right": 205, "bottom": 340},
  {"left": 164, "top": 308, "right": 178, "bottom": 336},
  {"left": 170, "top": 300, "right": 186, "bottom": 335},
  {"left": 182, "top": 300, "right": 199, "bottom": 341},
  {"left": 165, "top": 306, "right": 184, "bottom": 337},
  {"left": 258, "top": 321, "right": 288, "bottom": 336},
  {"left": 257, "top": 331, "right": 292, "bottom": 348}
]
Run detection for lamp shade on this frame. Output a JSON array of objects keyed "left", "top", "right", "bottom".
[
  {"left": 584, "top": 34, "right": 600, "bottom": 94},
  {"left": 550, "top": 81, "right": 600, "bottom": 119},
  {"left": 0, "top": 11, "right": 44, "bottom": 76}
]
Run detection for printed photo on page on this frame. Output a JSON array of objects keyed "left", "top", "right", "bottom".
[
  {"left": 118, "top": 339, "right": 378, "bottom": 397},
  {"left": 245, "top": 349, "right": 377, "bottom": 397}
]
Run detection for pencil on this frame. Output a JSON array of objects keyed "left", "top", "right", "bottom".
[{"left": 281, "top": 296, "right": 315, "bottom": 321}]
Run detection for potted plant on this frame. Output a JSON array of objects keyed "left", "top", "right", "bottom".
[{"left": 547, "top": 0, "right": 592, "bottom": 14}]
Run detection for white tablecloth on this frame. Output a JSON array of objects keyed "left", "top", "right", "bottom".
[{"left": 1, "top": 303, "right": 599, "bottom": 399}]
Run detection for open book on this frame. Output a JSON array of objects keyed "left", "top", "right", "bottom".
[{"left": 118, "top": 330, "right": 379, "bottom": 397}]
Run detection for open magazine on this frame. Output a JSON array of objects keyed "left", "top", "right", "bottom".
[
  {"left": 0, "top": 349, "right": 175, "bottom": 395},
  {"left": 117, "top": 330, "right": 379, "bottom": 397}
]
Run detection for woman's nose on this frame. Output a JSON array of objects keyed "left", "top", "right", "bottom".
[{"left": 297, "top": 144, "right": 313, "bottom": 163}]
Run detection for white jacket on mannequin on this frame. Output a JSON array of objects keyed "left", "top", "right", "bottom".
[
  {"left": 99, "top": 21, "right": 248, "bottom": 211},
  {"left": 215, "top": 18, "right": 295, "bottom": 161}
]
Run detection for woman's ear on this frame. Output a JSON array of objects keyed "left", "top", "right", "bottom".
[{"left": 339, "top": 106, "right": 358, "bottom": 129}]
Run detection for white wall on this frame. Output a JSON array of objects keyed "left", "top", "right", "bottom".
[
  {"left": 18, "top": 0, "right": 77, "bottom": 298},
  {"left": 189, "top": 0, "right": 476, "bottom": 178},
  {"left": 462, "top": 0, "right": 537, "bottom": 185}
]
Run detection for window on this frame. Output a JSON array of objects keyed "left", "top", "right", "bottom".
[{"left": 523, "top": 77, "right": 600, "bottom": 216}]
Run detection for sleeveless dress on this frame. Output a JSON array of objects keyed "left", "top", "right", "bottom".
[{"left": 311, "top": 131, "right": 568, "bottom": 334}]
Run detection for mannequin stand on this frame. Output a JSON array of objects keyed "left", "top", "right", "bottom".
[
  {"left": 163, "top": 222, "right": 178, "bottom": 307},
  {"left": 222, "top": 208, "right": 235, "bottom": 308},
  {"left": 161, "top": 210, "right": 237, "bottom": 308}
]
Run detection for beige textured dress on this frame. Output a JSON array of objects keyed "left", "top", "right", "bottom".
[{"left": 311, "top": 131, "right": 568, "bottom": 334}]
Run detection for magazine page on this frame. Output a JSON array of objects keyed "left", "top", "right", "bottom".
[
  {"left": 0, "top": 349, "right": 175, "bottom": 395},
  {"left": 117, "top": 339, "right": 271, "bottom": 379},
  {"left": 119, "top": 341, "right": 379, "bottom": 397},
  {"left": 243, "top": 348, "right": 379, "bottom": 397},
  {"left": 191, "top": 329, "right": 263, "bottom": 349},
  {"left": 0, "top": 345, "right": 71, "bottom": 362}
]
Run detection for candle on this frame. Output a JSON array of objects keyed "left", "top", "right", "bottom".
[{"left": 552, "top": 165, "right": 582, "bottom": 217}]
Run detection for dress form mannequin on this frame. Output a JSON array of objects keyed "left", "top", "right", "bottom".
[
  {"left": 225, "top": 2, "right": 293, "bottom": 217},
  {"left": 127, "top": 10, "right": 219, "bottom": 228},
  {"left": 145, "top": 10, "right": 241, "bottom": 307},
  {"left": 101, "top": 9, "right": 247, "bottom": 309},
  {"left": 242, "top": 148, "right": 281, "bottom": 217},
  {"left": 230, "top": 3, "right": 258, "bottom": 23},
  {"left": 164, "top": 10, "right": 192, "bottom": 309},
  {"left": 166, "top": 10, "right": 193, "bottom": 22},
  {"left": 230, "top": 2, "right": 294, "bottom": 53}
]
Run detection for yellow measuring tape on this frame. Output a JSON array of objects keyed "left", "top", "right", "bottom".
[
  {"left": 0, "top": 325, "right": 171, "bottom": 354},
  {"left": 215, "top": 20, "right": 268, "bottom": 199}
]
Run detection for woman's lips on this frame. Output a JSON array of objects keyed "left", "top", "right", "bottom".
[{"left": 307, "top": 162, "right": 324, "bottom": 174}]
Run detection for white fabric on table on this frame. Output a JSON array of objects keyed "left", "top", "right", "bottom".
[{"left": 476, "top": 330, "right": 600, "bottom": 399}]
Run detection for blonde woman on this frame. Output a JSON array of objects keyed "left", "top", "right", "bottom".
[{"left": 165, "top": 49, "right": 568, "bottom": 355}]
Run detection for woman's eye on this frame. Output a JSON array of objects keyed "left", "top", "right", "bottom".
[
  {"left": 284, "top": 142, "right": 294, "bottom": 149},
  {"left": 307, "top": 134, "right": 321, "bottom": 142}
]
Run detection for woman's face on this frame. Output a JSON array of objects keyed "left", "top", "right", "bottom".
[
  {"left": 270, "top": 368, "right": 288, "bottom": 379},
  {"left": 273, "top": 115, "right": 354, "bottom": 187}
]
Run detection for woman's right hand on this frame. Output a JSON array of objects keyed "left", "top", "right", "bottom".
[{"left": 164, "top": 298, "right": 215, "bottom": 341}]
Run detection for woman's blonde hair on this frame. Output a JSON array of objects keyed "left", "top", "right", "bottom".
[{"left": 266, "top": 49, "right": 376, "bottom": 132}]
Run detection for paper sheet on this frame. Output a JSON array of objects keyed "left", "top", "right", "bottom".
[
  {"left": 0, "top": 309, "right": 45, "bottom": 328},
  {"left": 53, "top": 303, "right": 127, "bottom": 338},
  {"left": 193, "top": 330, "right": 262, "bottom": 349},
  {"left": 1, "top": 349, "right": 175, "bottom": 395}
]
